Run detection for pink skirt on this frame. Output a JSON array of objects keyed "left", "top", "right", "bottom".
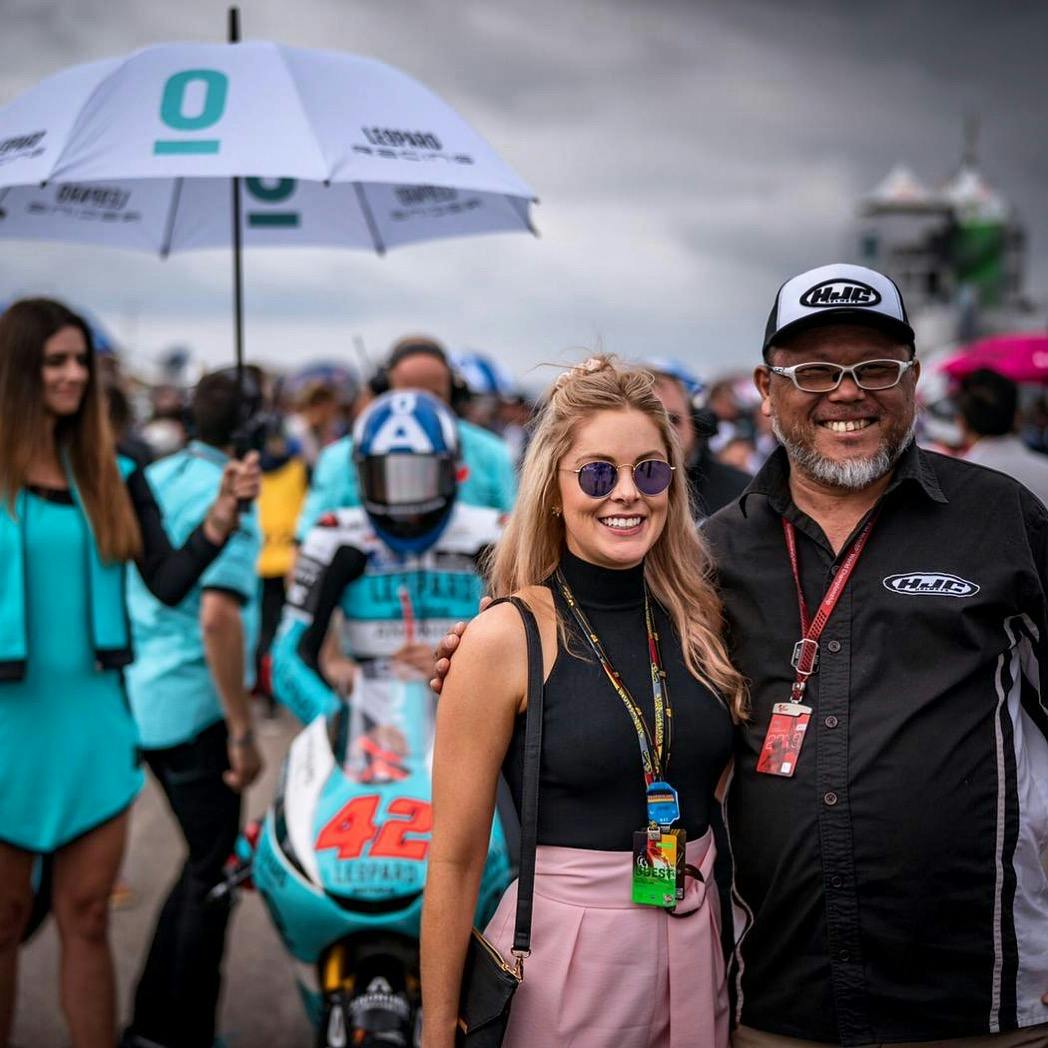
[{"left": 483, "top": 829, "right": 728, "bottom": 1048}]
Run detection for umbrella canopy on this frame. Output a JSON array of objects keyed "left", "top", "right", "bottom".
[
  {"left": 0, "top": 41, "right": 536, "bottom": 253},
  {"left": 939, "top": 333, "right": 1048, "bottom": 383},
  {"left": 0, "top": 176, "right": 532, "bottom": 255}
]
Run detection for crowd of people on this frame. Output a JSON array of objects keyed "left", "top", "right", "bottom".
[{"left": 2, "top": 260, "right": 1048, "bottom": 1048}]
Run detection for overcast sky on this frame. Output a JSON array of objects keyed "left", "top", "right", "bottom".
[{"left": 0, "top": 0, "right": 1045, "bottom": 385}]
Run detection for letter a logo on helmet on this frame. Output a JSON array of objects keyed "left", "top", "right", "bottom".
[
  {"left": 356, "top": 391, "right": 458, "bottom": 456},
  {"left": 368, "top": 392, "right": 436, "bottom": 454}
]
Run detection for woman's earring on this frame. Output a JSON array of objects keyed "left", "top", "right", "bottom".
[{"left": 551, "top": 506, "right": 562, "bottom": 517}]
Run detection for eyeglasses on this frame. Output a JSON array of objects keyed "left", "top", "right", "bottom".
[
  {"left": 562, "top": 459, "right": 675, "bottom": 498},
  {"left": 767, "top": 358, "right": 916, "bottom": 393}
]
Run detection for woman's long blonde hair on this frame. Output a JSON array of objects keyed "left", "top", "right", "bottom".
[{"left": 488, "top": 354, "right": 747, "bottom": 721}]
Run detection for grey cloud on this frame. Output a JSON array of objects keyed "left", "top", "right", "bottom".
[{"left": 0, "top": 0, "right": 1044, "bottom": 378}]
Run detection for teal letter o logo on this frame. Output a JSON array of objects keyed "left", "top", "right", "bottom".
[
  {"left": 160, "top": 70, "right": 228, "bottom": 131},
  {"left": 155, "top": 70, "right": 228, "bottom": 155},
  {"left": 246, "top": 178, "right": 300, "bottom": 228},
  {"left": 246, "top": 178, "right": 296, "bottom": 203}
]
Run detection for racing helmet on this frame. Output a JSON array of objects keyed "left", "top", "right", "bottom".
[{"left": 352, "top": 390, "right": 460, "bottom": 553}]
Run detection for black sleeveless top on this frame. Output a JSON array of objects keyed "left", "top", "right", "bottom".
[{"left": 503, "top": 548, "right": 735, "bottom": 851}]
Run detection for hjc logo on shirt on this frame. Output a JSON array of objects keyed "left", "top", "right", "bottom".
[{"left": 882, "top": 573, "right": 980, "bottom": 598}]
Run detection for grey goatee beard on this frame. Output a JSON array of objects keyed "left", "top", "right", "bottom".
[{"left": 771, "top": 416, "right": 916, "bottom": 491}]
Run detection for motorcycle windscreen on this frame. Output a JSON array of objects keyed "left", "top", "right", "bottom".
[{"left": 331, "top": 673, "right": 436, "bottom": 786}]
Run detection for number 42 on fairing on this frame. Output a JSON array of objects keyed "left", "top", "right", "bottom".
[{"left": 315, "top": 795, "right": 432, "bottom": 861}]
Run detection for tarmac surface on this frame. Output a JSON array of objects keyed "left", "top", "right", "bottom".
[{"left": 14, "top": 705, "right": 314, "bottom": 1047}]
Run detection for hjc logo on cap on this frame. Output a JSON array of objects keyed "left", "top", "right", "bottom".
[
  {"left": 801, "top": 280, "right": 882, "bottom": 309},
  {"left": 882, "top": 573, "right": 980, "bottom": 598}
]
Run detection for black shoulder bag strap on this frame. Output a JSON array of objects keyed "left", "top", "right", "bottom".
[{"left": 488, "top": 595, "right": 544, "bottom": 958}]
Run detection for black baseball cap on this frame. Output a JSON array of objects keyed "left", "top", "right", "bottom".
[{"left": 763, "top": 263, "right": 915, "bottom": 358}]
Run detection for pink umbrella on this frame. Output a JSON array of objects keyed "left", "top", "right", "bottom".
[{"left": 939, "top": 333, "right": 1048, "bottom": 383}]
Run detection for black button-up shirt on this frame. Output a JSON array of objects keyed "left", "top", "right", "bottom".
[{"left": 704, "top": 442, "right": 1048, "bottom": 1045}]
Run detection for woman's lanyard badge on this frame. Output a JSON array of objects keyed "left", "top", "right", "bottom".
[
  {"left": 557, "top": 573, "right": 685, "bottom": 910},
  {"left": 757, "top": 514, "right": 877, "bottom": 778}
]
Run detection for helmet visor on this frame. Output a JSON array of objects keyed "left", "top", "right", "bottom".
[{"left": 357, "top": 454, "right": 456, "bottom": 514}]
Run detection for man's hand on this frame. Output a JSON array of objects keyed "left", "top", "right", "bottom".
[
  {"left": 429, "top": 597, "right": 492, "bottom": 692},
  {"left": 204, "top": 451, "right": 262, "bottom": 544},
  {"left": 224, "top": 730, "right": 263, "bottom": 793}
]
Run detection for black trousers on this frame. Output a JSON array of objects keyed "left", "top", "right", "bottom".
[{"left": 129, "top": 719, "right": 241, "bottom": 1048}]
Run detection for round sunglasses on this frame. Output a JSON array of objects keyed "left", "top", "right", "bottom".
[{"left": 562, "top": 458, "right": 675, "bottom": 498}]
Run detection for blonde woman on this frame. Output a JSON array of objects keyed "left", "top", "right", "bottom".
[{"left": 421, "top": 356, "right": 745, "bottom": 1048}]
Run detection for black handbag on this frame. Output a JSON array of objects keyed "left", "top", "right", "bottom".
[{"left": 456, "top": 596, "right": 544, "bottom": 1046}]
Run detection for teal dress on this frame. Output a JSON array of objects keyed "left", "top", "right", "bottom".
[{"left": 0, "top": 489, "right": 143, "bottom": 852}]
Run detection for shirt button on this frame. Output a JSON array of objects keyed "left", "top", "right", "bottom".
[
  {"left": 824, "top": 791, "right": 839, "bottom": 807},
  {"left": 830, "top": 565, "right": 840, "bottom": 575},
  {"left": 826, "top": 639, "right": 842, "bottom": 654},
  {"left": 838, "top": 949, "right": 851, "bottom": 962},
  {"left": 830, "top": 875, "right": 844, "bottom": 888},
  {"left": 825, "top": 715, "right": 839, "bottom": 729}
]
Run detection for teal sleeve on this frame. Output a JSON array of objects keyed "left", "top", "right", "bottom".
[
  {"left": 487, "top": 439, "right": 517, "bottom": 512},
  {"left": 295, "top": 441, "right": 359, "bottom": 541},
  {"left": 271, "top": 616, "right": 340, "bottom": 726},
  {"left": 271, "top": 523, "right": 364, "bottom": 725}
]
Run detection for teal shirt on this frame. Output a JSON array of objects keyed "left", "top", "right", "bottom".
[
  {"left": 126, "top": 442, "right": 261, "bottom": 750},
  {"left": 295, "top": 419, "right": 517, "bottom": 540}
]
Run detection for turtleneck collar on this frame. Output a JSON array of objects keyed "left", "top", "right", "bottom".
[{"left": 556, "top": 546, "right": 646, "bottom": 610}]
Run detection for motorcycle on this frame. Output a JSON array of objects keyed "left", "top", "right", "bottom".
[{"left": 214, "top": 664, "right": 515, "bottom": 1047}]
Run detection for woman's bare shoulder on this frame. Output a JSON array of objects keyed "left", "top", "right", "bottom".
[{"left": 457, "top": 586, "right": 553, "bottom": 661}]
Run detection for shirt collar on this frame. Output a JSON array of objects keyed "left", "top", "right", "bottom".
[
  {"left": 187, "top": 440, "right": 230, "bottom": 467},
  {"left": 739, "top": 439, "right": 948, "bottom": 519}
]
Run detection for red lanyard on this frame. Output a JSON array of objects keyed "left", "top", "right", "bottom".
[
  {"left": 781, "top": 513, "right": 878, "bottom": 699},
  {"left": 556, "top": 572, "right": 671, "bottom": 787}
]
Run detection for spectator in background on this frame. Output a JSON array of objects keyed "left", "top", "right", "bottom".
[
  {"left": 255, "top": 416, "right": 310, "bottom": 714},
  {"left": 141, "top": 383, "right": 188, "bottom": 458},
  {"left": 104, "top": 382, "right": 154, "bottom": 468},
  {"left": 296, "top": 335, "right": 517, "bottom": 538},
  {"left": 122, "top": 371, "right": 263, "bottom": 1048},
  {"left": 285, "top": 381, "right": 340, "bottom": 469},
  {"left": 651, "top": 369, "right": 750, "bottom": 519},
  {"left": 958, "top": 367, "right": 1048, "bottom": 506},
  {"left": 714, "top": 431, "right": 760, "bottom": 475},
  {"left": 498, "top": 392, "right": 533, "bottom": 470},
  {"left": 706, "top": 376, "right": 744, "bottom": 425},
  {"left": 1021, "top": 397, "right": 1048, "bottom": 456}
]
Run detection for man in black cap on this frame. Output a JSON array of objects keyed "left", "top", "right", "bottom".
[
  {"left": 433, "top": 262, "right": 1048, "bottom": 1045},
  {"left": 705, "top": 262, "right": 1048, "bottom": 1046}
]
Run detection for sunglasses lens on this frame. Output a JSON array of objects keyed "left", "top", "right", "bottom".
[
  {"left": 578, "top": 461, "right": 617, "bottom": 497},
  {"left": 633, "top": 459, "right": 673, "bottom": 495}
]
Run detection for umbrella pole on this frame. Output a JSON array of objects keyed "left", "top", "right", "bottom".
[
  {"left": 228, "top": 4, "right": 251, "bottom": 513},
  {"left": 232, "top": 174, "right": 244, "bottom": 386},
  {"left": 229, "top": 6, "right": 244, "bottom": 390}
]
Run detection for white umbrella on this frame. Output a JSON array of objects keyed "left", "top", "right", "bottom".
[
  {"left": 0, "top": 176, "right": 533, "bottom": 254},
  {"left": 0, "top": 13, "right": 537, "bottom": 369}
]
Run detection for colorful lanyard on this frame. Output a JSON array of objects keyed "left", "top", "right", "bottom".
[
  {"left": 555, "top": 571, "right": 671, "bottom": 787},
  {"left": 781, "top": 513, "right": 878, "bottom": 699}
]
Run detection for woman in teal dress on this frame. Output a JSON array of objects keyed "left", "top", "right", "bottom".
[{"left": 0, "top": 299, "right": 260, "bottom": 1048}]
